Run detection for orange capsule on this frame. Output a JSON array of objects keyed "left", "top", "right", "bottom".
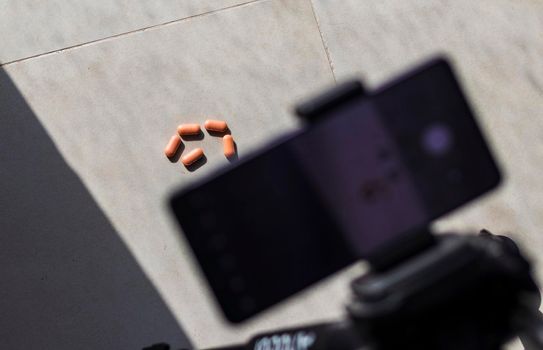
[
  {"left": 182, "top": 148, "right": 204, "bottom": 166},
  {"left": 204, "top": 119, "right": 228, "bottom": 132},
  {"left": 164, "top": 135, "right": 182, "bottom": 158},
  {"left": 177, "top": 123, "right": 201, "bottom": 136},
  {"left": 223, "top": 135, "right": 236, "bottom": 158}
]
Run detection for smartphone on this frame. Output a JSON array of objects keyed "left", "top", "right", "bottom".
[{"left": 169, "top": 58, "right": 501, "bottom": 322}]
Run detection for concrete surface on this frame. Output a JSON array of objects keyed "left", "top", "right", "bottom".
[
  {"left": 2, "top": 0, "right": 543, "bottom": 348},
  {"left": 0, "top": 0, "right": 254, "bottom": 64},
  {"left": 0, "top": 70, "right": 191, "bottom": 349}
]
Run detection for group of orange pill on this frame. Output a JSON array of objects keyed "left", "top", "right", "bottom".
[{"left": 164, "top": 119, "right": 236, "bottom": 167}]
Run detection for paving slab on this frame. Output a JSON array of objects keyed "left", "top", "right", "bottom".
[
  {"left": 3, "top": 0, "right": 354, "bottom": 347},
  {"left": 0, "top": 69, "right": 191, "bottom": 350},
  {"left": 0, "top": 0, "right": 254, "bottom": 64}
]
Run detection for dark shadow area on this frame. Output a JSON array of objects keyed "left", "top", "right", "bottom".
[
  {"left": 181, "top": 131, "right": 204, "bottom": 142},
  {"left": 206, "top": 129, "right": 231, "bottom": 138},
  {"left": 168, "top": 142, "right": 185, "bottom": 163},
  {"left": 0, "top": 69, "right": 192, "bottom": 349},
  {"left": 227, "top": 142, "right": 239, "bottom": 162},
  {"left": 186, "top": 154, "right": 208, "bottom": 172}
]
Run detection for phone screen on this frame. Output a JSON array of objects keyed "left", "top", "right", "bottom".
[
  {"left": 289, "top": 100, "right": 428, "bottom": 258},
  {"left": 170, "top": 59, "right": 501, "bottom": 322}
]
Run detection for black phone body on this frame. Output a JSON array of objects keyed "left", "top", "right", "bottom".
[{"left": 170, "top": 58, "right": 501, "bottom": 322}]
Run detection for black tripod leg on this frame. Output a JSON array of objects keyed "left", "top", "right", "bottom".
[{"left": 518, "top": 310, "right": 543, "bottom": 350}]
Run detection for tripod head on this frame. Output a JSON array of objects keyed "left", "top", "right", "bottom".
[
  {"left": 194, "top": 230, "right": 541, "bottom": 350},
  {"left": 348, "top": 229, "right": 541, "bottom": 349}
]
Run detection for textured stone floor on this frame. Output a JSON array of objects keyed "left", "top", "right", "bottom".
[{"left": 2, "top": 1, "right": 543, "bottom": 348}]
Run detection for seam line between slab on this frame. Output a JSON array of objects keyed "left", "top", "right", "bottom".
[
  {"left": 309, "top": 0, "right": 336, "bottom": 83},
  {"left": 0, "top": 0, "right": 264, "bottom": 67}
]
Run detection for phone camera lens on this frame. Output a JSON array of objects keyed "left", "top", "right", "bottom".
[{"left": 422, "top": 123, "right": 453, "bottom": 156}]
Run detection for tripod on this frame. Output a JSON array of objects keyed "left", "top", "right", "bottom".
[
  {"left": 198, "top": 230, "right": 543, "bottom": 350},
  {"left": 149, "top": 72, "right": 542, "bottom": 350}
]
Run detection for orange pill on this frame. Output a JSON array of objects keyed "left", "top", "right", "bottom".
[
  {"left": 182, "top": 148, "right": 204, "bottom": 166},
  {"left": 204, "top": 119, "right": 228, "bottom": 132},
  {"left": 164, "top": 135, "right": 182, "bottom": 158},
  {"left": 177, "top": 123, "right": 201, "bottom": 136},
  {"left": 223, "top": 135, "right": 236, "bottom": 158}
]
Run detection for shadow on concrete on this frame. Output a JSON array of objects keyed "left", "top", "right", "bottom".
[
  {"left": 0, "top": 69, "right": 192, "bottom": 349},
  {"left": 168, "top": 141, "right": 186, "bottom": 163},
  {"left": 206, "top": 129, "right": 231, "bottom": 138},
  {"left": 181, "top": 131, "right": 205, "bottom": 142},
  {"left": 185, "top": 154, "right": 208, "bottom": 172},
  {"left": 227, "top": 141, "right": 239, "bottom": 163}
]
